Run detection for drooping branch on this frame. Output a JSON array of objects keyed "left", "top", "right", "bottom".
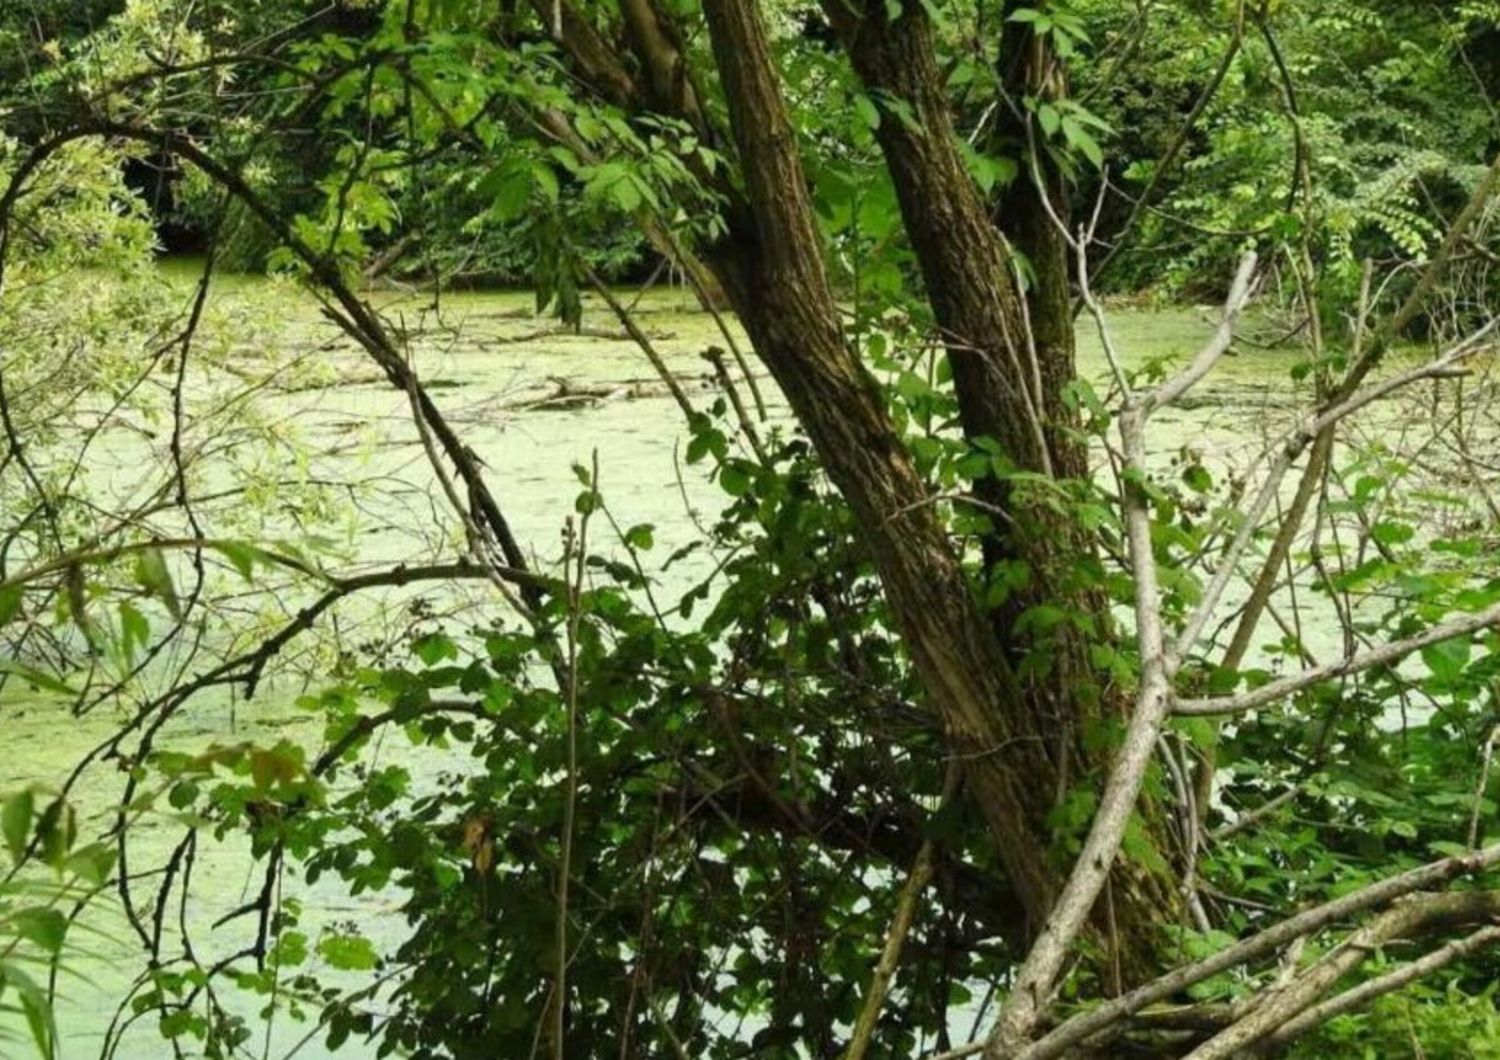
[
  {"left": 0, "top": 536, "right": 317, "bottom": 591},
  {"left": 9, "top": 118, "right": 545, "bottom": 610}
]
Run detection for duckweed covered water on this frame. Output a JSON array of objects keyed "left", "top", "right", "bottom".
[{"left": 2, "top": 265, "right": 1322, "bottom": 1058}]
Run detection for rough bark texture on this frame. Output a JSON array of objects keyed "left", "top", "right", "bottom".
[
  {"left": 828, "top": 0, "right": 1046, "bottom": 472},
  {"left": 538, "top": 0, "right": 1179, "bottom": 964},
  {"left": 700, "top": 0, "right": 1063, "bottom": 927},
  {"left": 823, "top": 3, "right": 1098, "bottom": 673},
  {"left": 825, "top": 0, "right": 1179, "bottom": 972}
]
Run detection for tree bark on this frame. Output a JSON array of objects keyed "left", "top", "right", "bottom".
[
  {"left": 823, "top": 0, "right": 1179, "bottom": 973},
  {"left": 538, "top": 0, "right": 1179, "bottom": 964},
  {"left": 699, "top": 0, "right": 1068, "bottom": 929}
]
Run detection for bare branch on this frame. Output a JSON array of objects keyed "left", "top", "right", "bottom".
[
  {"left": 1255, "top": 922, "right": 1500, "bottom": 1053},
  {"left": 1183, "top": 890, "right": 1500, "bottom": 1059},
  {"left": 1142, "top": 252, "right": 1259, "bottom": 414},
  {"left": 1170, "top": 318, "right": 1499, "bottom": 668},
  {"left": 1016, "top": 843, "right": 1500, "bottom": 1060},
  {"left": 986, "top": 250, "right": 1263, "bottom": 1054},
  {"left": 845, "top": 765, "right": 960, "bottom": 1060},
  {"left": 1176, "top": 597, "right": 1500, "bottom": 717}
]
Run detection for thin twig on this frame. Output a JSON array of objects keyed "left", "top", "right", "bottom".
[{"left": 844, "top": 765, "right": 960, "bottom": 1060}]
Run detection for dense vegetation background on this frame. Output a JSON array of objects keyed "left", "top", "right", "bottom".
[{"left": 0, "top": 0, "right": 1498, "bottom": 1057}]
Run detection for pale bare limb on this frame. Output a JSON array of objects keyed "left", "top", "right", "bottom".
[
  {"left": 985, "top": 252, "right": 1261, "bottom": 1056},
  {"left": 1176, "top": 597, "right": 1500, "bottom": 717},
  {"left": 1074, "top": 228, "right": 1131, "bottom": 398},
  {"left": 1255, "top": 922, "right": 1500, "bottom": 1053},
  {"left": 1143, "top": 252, "right": 1259, "bottom": 414},
  {"left": 1182, "top": 890, "right": 1500, "bottom": 1059},
  {"left": 1471, "top": 725, "right": 1500, "bottom": 849},
  {"left": 1015, "top": 843, "right": 1500, "bottom": 1060}
]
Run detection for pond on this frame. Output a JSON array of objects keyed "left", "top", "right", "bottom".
[{"left": 1, "top": 263, "right": 1325, "bottom": 1058}]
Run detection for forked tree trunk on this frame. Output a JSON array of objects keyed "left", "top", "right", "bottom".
[
  {"left": 822, "top": 0, "right": 1180, "bottom": 973},
  {"left": 698, "top": 0, "right": 1079, "bottom": 929},
  {"left": 525, "top": 0, "right": 732, "bottom": 311},
  {"left": 540, "top": 0, "right": 1179, "bottom": 971}
]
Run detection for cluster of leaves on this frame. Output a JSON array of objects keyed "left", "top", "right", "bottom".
[
  {"left": 1076, "top": 0, "right": 1500, "bottom": 301},
  {"left": 0, "top": 788, "right": 115, "bottom": 1058}
]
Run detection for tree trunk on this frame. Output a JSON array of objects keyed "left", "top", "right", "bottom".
[
  {"left": 540, "top": 0, "right": 1179, "bottom": 968},
  {"left": 823, "top": 0, "right": 1180, "bottom": 974},
  {"left": 700, "top": 0, "right": 1068, "bottom": 929}
]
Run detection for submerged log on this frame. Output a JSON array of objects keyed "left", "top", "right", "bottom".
[
  {"left": 488, "top": 325, "right": 678, "bottom": 345},
  {"left": 503, "top": 373, "right": 711, "bottom": 412}
]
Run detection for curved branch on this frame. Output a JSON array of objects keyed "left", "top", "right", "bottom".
[
  {"left": 1176, "top": 596, "right": 1500, "bottom": 718},
  {"left": 1013, "top": 842, "right": 1500, "bottom": 1060}
]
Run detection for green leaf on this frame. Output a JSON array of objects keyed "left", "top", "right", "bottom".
[
  {"left": 248, "top": 744, "right": 304, "bottom": 792},
  {"left": 11, "top": 908, "right": 66, "bottom": 954},
  {"left": 0, "top": 585, "right": 21, "bottom": 626},
  {"left": 532, "top": 162, "right": 559, "bottom": 205},
  {"left": 719, "top": 463, "right": 753, "bottom": 498},
  {"left": 1421, "top": 637, "right": 1470, "bottom": 682},
  {"left": 2, "top": 790, "right": 33, "bottom": 864},
  {"left": 1122, "top": 812, "right": 1170, "bottom": 875},
  {"left": 413, "top": 633, "right": 458, "bottom": 666},
  {"left": 1370, "top": 521, "right": 1415, "bottom": 547},
  {"left": 1182, "top": 465, "right": 1212, "bottom": 493},
  {"left": 35, "top": 799, "right": 75, "bottom": 867},
  {"left": 318, "top": 933, "right": 379, "bottom": 970},
  {"left": 213, "top": 542, "right": 259, "bottom": 582},
  {"left": 958, "top": 143, "right": 1017, "bottom": 193},
  {"left": 133, "top": 548, "right": 181, "bottom": 619},
  {"left": 624, "top": 524, "right": 655, "bottom": 551},
  {"left": 1037, "top": 102, "right": 1061, "bottom": 137},
  {"left": 168, "top": 780, "right": 199, "bottom": 810},
  {"left": 0, "top": 661, "right": 75, "bottom": 696},
  {"left": 64, "top": 842, "right": 116, "bottom": 886},
  {"left": 854, "top": 94, "right": 880, "bottom": 131},
  {"left": 609, "top": 173, "right": 642, "bottom": 213},
  {"left": 1172, "top": 716, "right": 1219, "bottom": 751},
  {"left": 480, "top": 160, "right": 533, "bottom": 222},
  {"left": 119, "top": 601, "right": 149, "bottom": 665},
  {"left": 1061, "top": 117, "right": 1103, "bottom": 167},
  {"left": 273, "top": 930, "right": 308, "bottom": 968},
  {"left": 1, "top": 961, "right": 56, "bottom": 1058}
]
